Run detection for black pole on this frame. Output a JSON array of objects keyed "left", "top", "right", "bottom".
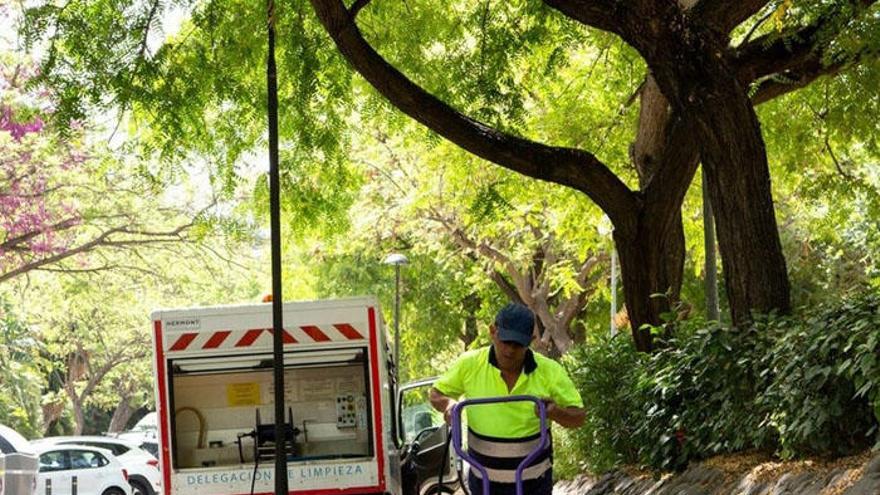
[{"left": 266, "top": 1, "right": 288, "bottom": 493}]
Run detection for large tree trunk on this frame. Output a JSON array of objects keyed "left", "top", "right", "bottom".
[
  {"left": 697, "top": 94, "right": 791, "bottom": 325},
  {"left": 635, "top": 10, "right": 792, "bottom": 330},
  {"left": 614, "top": 75, "right": 690, "bottom": 352},
  {"left": 615, "top": 215, "right": 685, "bottom": 352}
]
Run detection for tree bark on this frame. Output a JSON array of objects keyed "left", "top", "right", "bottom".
[
  {"left": 612, "top": 76, "right": 695, "bottom": 350},
  {"left": 108, "top": 394, "right": 135, "bottom": 433},
  {"left": 698, "top": 96, "right": 791, "bottom": 324},
  {"left": 630, "top": 76, "right": 688, "bottom": 312},
  {"left": 703, "top": 170, "right": 720, "bottom": 321},
  {"left": 614, "top": 214, "right": 686, "bottom": 351},
  {"left": 630, "top": 6, "right": 791, "bottom": 328}
]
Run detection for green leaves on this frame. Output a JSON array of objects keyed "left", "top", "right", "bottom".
[
  {"left": 0, "top": 296, "right": 45, "bottom": 437},
  {"left": 562, "top": 290, "right": 880, "bottom": 473}
]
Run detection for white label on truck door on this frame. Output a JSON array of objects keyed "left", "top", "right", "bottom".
[
  {"left": 166, "top": 318, "right": 201, "bottom": 331},
  {"left": 171, "top": 460, "right": 378, "bottom": 495}
]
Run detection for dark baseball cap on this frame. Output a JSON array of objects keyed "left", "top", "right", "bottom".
[{"left": 494, "top": 303, "right": 535, "bottom": 347}]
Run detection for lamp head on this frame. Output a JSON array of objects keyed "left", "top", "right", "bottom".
[{"left": 383, "top": 253, "right": 409, "bottom": 265}]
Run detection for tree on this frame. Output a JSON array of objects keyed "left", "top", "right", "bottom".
[
  {"left": 304, "top": 0, "right": 880, "bottom": 349},
  {"left": 352, "top": 129, "right": 608, "bottom": 355},
  {"left": 0, "top": 58, "right": 219, "bottom": 284},
  {"left": 0, "top": 295, "right": 45, "bottom": 437},
  {"left": 19, "top": 218, "right": 265, "bottom": 435},
  {"left": 21, "top": 0, "right": 880, "bottom": 350}
]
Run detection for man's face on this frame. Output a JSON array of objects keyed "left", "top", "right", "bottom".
[{"left": 490, "top": 325, "right": 529, "bottom": 372}]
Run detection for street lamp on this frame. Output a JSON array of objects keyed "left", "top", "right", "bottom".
[{"left": 383, "top": 253, "right": 409, "bottom": 382}]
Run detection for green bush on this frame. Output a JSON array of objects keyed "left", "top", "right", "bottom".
[
  {"left": 561, "top": 333, "right": 645, "bottom": 475},
  {"left": 634, "top": 320, "right": 777, "bottom": 470},
  {"left": 561, "top": 290, "right": 880, "bottom": 474},
  {"left": 758, "top": 293, "right": 880, "bottom": 458}
]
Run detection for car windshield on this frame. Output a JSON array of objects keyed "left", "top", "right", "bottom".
[{"left": 140, "top": 442, "right": 159, "bottom": 458}]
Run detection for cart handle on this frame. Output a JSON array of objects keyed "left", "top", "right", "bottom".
[{"left": 450, "top": 395, "right": 549, "bottom": 495}]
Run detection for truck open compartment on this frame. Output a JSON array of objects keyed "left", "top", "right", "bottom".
[{"left": 169, "top": 348, "right": 372, "bottom": 470}]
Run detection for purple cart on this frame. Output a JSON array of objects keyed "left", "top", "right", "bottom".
[{"left": 450, "top": 395, "right": 550, "bottom": 495}]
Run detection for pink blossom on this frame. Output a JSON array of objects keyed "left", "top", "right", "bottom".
[{"left": 0, "top": 106, "right": 45, "bottom": 140}]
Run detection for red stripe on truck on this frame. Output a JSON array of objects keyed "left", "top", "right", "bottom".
[
  {"left": 301, "top": 325, "right": 331, "bottom": 342},
  {"left": 236, "top": 329, "right": 264, "bottom": 347},
  {"left": 202, "top": 330, "right": 231, "bottom": 349},
  {"left": 367, "top": 307, "right": 386, "bottom": 492},
  {"left": 153, "top": 321, "right": 172, "bottom": 495},
  {"left": 334, "top": 323, "right": 365, "bottom": 340},
  {"left": 269, "top": 328, "right": 298, "bottom": 344},
  {"left": 169, "top": 333, "right": 197, "bottom": 351}
]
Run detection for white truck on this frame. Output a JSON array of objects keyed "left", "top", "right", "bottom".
[{"left": 151, "top": 296, "right": 457, "bottom": 495}]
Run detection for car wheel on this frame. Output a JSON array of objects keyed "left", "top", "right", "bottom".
[
  {"left": 131, "top": 479, "right": 152, "bottom": 495},
  {"left": 102, "top": 488, "right": 126, "bottom": 495}
]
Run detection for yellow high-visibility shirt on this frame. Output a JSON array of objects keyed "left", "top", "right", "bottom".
[{"left": 433, "top": 346, "right": 584, "bottom": 439}]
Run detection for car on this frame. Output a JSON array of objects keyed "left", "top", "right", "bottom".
[
  {"left": 113, "top": 414, "right": 159, "bottom": 459},
  {"left": 34, "top": 444, "right": 132, "bottom": 495},
  {"left": 0, "top": 424, "right": 38, "bottom": 495},
  {"left": 132, "top": 440, "right": 158, "bottom": 459},
  {"left": 33, "top": 436, "right": 159, "bottom": 495}
]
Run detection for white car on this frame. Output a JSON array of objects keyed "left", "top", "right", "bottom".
[
  {"left": 33, "top": 437, "right": 160, "bottom": 495},
  {"left": 34, "top": 444, "right": 132, "bottom": 495},
  {"left": 113, "top": 414, "right": 159, "bottom": 459}
]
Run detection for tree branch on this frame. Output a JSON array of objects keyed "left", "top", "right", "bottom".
[
  {"left": 692, "top": 0, "right": 771, "bottom": 33},
  {"left": 749, "top": 60, "right": 845, "bottom": 105},
  {"left": 349, "top": 0, "right": 371, "bottom": 18},
  {"left": 0, "top": 217, "right": 81, "bottom": 252},
  {"left": 735, "top": 1, "right": 878, "bottom": 85},
  {"left": 642, "top": 113, "right": 701, "bottom": 236},
  {"left": 540, "top": 0, "right": 630, "bottom": 38},
  {"left": 489, "top": 270, "right": 525, "bottom": 305},
  {"left": 309, "top": 0, "right": 636, "bottom": 227},
  {"left": 0, "top": 221, "right": 196, "bottom": 283}
]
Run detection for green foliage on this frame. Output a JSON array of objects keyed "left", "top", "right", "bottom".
[
  {"left": 758, "top": 293, "right": 880, "bottom": 458},
  {"left": 634, "top": 321, "right": 776, "bottom": 471},
  {"left": 559, "top": 333, "right": 644, "bottom": 476},
  {"left": 0, "top": 295, "right": 45, "bottom": 437},
  {"left": 561, "top": 291, "right": 880, "bottom": 474},
  {"left": 306, "top": 240, "right": 491, "bottom": 382}
]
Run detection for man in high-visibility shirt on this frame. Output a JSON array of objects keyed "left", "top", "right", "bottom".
[{"left": 430, "top": 303, "right": 585, "bottom": 495}]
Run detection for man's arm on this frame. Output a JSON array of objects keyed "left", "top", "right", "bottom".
[
  {"left": 429, "top": 387, "right": 458, "bottom": 425},
  {"left": 542, "top": 400, "right": 586, "bottom": 428}
]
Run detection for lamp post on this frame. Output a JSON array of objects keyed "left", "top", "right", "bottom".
[
  {"left": 598, "top": 216, "right": 617, "bottom": 338},
  {"left": 383, "top": 253, "right": 409, "bottom": 382}
]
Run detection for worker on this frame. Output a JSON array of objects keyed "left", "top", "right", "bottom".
[{"left": 429, "top": 303, "right": 585, "bottom": 495}]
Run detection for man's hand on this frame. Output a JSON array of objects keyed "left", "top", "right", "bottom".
[
  {"left": 535, "top": 397, "right": 586, "bottom": 428},
  {"left": 534, "top": 398, "right": 557, "bottom": 422},
  {"left": 430, "top": 387, "right": 458, "bottom": 425},
  {"left": 443, "top": 400, "right": 459, "bottom": 425}
]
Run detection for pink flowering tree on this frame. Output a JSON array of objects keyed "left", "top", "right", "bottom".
[
  {"left": 0, "top": 64, "right": 79, "bottom": 274},
  {"left": 0, "top": 60, "right": 211, "bottom": 283}
]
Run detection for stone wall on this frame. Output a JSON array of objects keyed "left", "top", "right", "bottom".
[{"left": 553, "top": 451, "right": 880, "bottom": 495}]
